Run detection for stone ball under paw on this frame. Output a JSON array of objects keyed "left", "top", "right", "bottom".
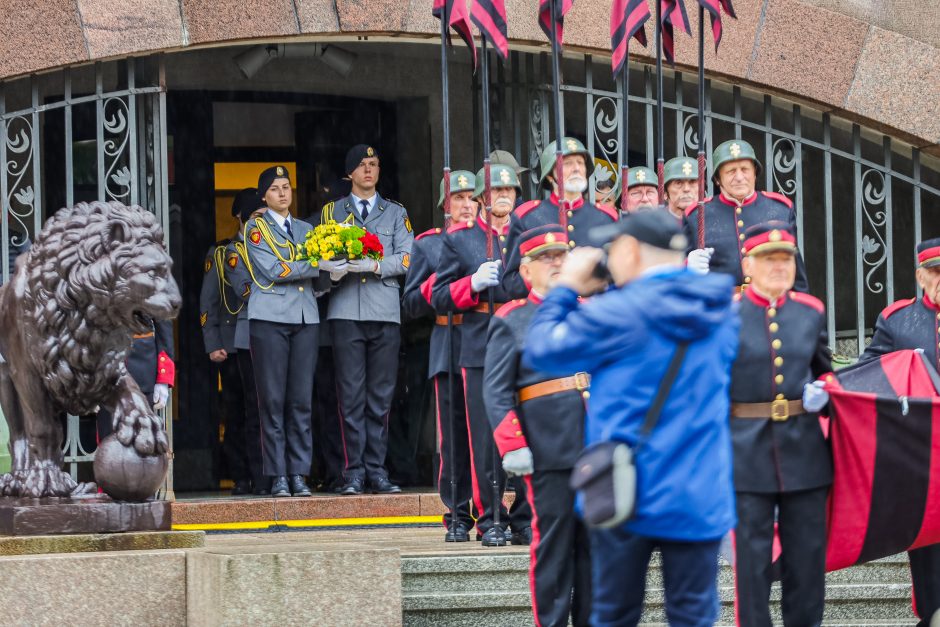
[{"left": 93, "top": 435, "right": 168, "bottom": 501}]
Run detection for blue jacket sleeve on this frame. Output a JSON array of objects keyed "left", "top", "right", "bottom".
[{"left": 523, "top": 286, "right": 640, "bottom": 375}]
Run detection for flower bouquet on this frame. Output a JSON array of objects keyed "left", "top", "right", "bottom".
[{"left": 297, "top": 222, "right": 384, "bottom": 268}]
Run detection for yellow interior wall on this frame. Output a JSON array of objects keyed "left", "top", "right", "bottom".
[{"left": 213, "top": 162, "right": 297, "bottom": 241}]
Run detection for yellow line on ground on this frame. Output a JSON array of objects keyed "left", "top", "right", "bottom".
[{"left": 172, "top": 515, "right": 440, "bottom": 531}]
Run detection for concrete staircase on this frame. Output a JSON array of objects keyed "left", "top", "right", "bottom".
[{"left": 402, "top": 551, "right": 916, "bottom": 626}]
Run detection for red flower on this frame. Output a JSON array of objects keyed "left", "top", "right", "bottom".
[{"left": 359, "top": 232, "right": 384, "bottom": 259}]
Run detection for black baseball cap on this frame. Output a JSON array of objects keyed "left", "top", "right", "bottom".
[{"left": 589, "top": 209, "right": 688, "bottom": 251}]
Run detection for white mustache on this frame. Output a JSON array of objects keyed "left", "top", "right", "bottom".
[
  {"left": 493, "top": 197, "right": 514, "bottom": 208},
  {"left": 564, "top": 176, "right": 587, "bottom": 193}
]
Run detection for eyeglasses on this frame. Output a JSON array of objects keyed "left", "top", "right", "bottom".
[{"left": 535, "top": 251, "right": 567, "bottom": 264}]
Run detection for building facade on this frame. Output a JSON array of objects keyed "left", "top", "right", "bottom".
[{"left": 1, "top": 0, "right": 938, "bottom": 490}]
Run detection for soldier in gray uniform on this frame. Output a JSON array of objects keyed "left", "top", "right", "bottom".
[
  {"left": 326, "top": 144, "right": 414, "bottom": 495},
  {"left": 199, "top": 188, "right": 261, "bottom": 495},
  {"left": 245, "top": 166, "right": 345, "bottom": 498}
]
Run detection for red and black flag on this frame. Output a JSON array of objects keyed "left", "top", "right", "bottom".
[
  {"left": 824, "top": 350, "right": 940, "bottom": 572},
  {"left": 610, "top": 0, "right": 650, "bottom": 75},
  {"left": 697, "top": 0, "right": 736, "bottom": 51},
  {"left": 660, "top": 0, "right": 691, "bottom": 65},
  {"left": 471, "top": 0, "right": 509, "bottom": 59},
  {"left": 539, "top": 0, "right": 575, "bottom": 45},
  {"left": 434, "top": 0, "right": 478, "bottom": 67}
]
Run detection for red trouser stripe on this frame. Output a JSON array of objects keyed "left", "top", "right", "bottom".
[
  {"left": 523, "top": 474, "right": 543, "bottom": 627},
  {"left": 462, "top": 367, "right": 485, "bottom": 532},
  {"left": 433, "top": 376, "right": 447, "bottom": 529}
]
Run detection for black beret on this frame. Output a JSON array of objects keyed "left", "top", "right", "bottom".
[
  {"left": 232, "top": 187, "right": 261, "bottom": 222},
  {"left": 345, "top": 144, "right": 379, "bottom": 175},
  {"left": 589, "top": 208, "right": 687, "bottom": 251},
  {"left": 257, "top": 165, "right": 290, "bottom": 198}
]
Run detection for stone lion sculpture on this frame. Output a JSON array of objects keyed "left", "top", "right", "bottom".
[{"left": 0, "top": 201, "right": 180, "bottom": 500}]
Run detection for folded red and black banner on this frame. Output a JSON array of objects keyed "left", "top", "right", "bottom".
[
  {"left": 697, "top": 0, "right": 736, "bottom": 50},
  {"left": 539, "top": 0, "right": 575, "bottom": 44},
  {"left": 471, "top": 0, "right": 509, "bottom": 59},
  {"left": 434, "top": 0, "right": 478, "bottom": 67},
  {"left": 660, "top": 0, "right": 690, "bottom": 64},
  {"left": 825, "top": 350, "right": 940, "bottom": 571},
  {"left": 610, "top": 0, "right": 650, "bottom": 75}
]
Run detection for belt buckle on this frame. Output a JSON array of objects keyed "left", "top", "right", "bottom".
[
  {"left": 771, "top": 399, "right": 789, "bottom": 422},
  {"left": 574, "top": 372, "right": 590, "bottom": 391}
]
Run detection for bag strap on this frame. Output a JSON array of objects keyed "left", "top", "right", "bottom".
[{"left": 637, "top": 342, "right": 689, "bottom": 445}]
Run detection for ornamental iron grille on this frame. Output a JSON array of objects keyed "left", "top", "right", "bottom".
[
  {"left": 0, "top": 56, "right": 172, "bottom": 494},
  {"left": 478, "top": 51, "right": 940, "bottom": 361}
]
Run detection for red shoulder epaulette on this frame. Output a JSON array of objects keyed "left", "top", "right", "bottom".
[
  {"left": 684, "top": 198, "right": 712, "bottom": 218},
  {"left": 415, "top": 227, "right": 442, "bottom": 242},
  {"left": 515, "top": 200, "right": 541, "bottom": 219},
  {"left": 789, "top": 291, "right": 824, "bottom": 314},
  {"left": 881, "top": 297, "right": 916, "bottom": 320},
  {"left": 495, "top": 299, "right": 527, "bottom": 319},
  {"left": 446, "top": 220, "right": 474, "bottom": 234},
  {"left": 595, "top": 204, "right": 619, "bottom": 221},
  {"left": 761, "top": 191, "right": 794, "bottom": 209}
]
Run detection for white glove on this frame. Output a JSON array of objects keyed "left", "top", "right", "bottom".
[
  {"left": 502, "top": 447, "right": 534, "bottom": 476},
  {"left": 687, "top": 248, "right": 714, "bottom": 275},
  {"left": 152, "top": 383, "right": 169, "bottom": 411},
  {"left": 802, "top": 380, "right": 829, "bottom": 413},
  {"left": 347, "top": 258, "right": 379, "bottom": 273},
  {"left": 471, "top": 260, "right": 501, "bottom": 292},
  {"left": 319, "top": 259, "right": 348, "bottom": 273}
]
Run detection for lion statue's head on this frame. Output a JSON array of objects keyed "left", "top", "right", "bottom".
[{"left": 11, "top": 201, "right": 181, "bottom": 414}]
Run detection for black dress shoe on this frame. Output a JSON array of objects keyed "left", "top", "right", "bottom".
[
  {"left": 340, "top": 476, "right": 364, "bottom": 495},
  {"left": 444, "top": 523, "right": 470, "bottom": 542},
  {"left": 231, "top": 480, "right": 252, "bottom": 496},
  {"left": 511, "top": 527, "right": 532, "bottom": 545},
  {"left": 271, "top": 476, "right": 290, "bottom": 498},
  {"left": 289, "top": 475, "right": 312, "bottom": 497},
  {"left": 370, "top": 477, "right": 402, "bottom": 494},
  {"left": 481, "top": 527, "right": 507, "bottom": 547}
]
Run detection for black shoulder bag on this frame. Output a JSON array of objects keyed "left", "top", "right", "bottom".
[{"left": 569, "top": 342, "right": 689, "bottom": 528}]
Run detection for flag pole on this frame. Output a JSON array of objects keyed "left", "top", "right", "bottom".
[
  {"left": 439, "top": 1, "right": 459, "bottom": 543},
  {"left": 549, "top": 0, "right": 567, "bottom": 227},
  {"left": 479, "top": 35, "right": 506, "bottom": 546},
  {"left": 620, "top": 60, "right": 629, "bottom": 215},
  {"left": 696, "top": 4, "right": 707, "bottom": 248},
  {"left": 655, "top": 0, "right": 665, "bottom": 204}
]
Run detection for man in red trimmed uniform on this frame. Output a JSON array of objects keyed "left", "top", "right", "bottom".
[
  {"left": 402, "top": 170, "right": 478, "bottom": 542},
  {"left": 432, "top": 168, "right": 531, "bottom": 547},
  {"left": 730, "top": 222, "right": 832, "bottom": 626},
  {"left": 684, "top": 139, "right": 809, "bottom": 292},
  {"left": 857, "top": 237, "right": 940, "bottom": 626},
  {"left": 484, "top": 224, "right": 592, "bottom": 627},
  {"left": 502, "top": 138, "right": 618, "bottom": 299}
]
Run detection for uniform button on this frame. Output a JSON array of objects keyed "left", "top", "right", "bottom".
[
  {"left": 744, "top": 276, "right": 751, "bottom": 283},
  {"left": 776, "top": 393, "right": 785, "bottom": 400},
  {"left": 569, "top": 241, "right": 576, "bottom": 248},
  {"left": 515, "top": 430, "right": 523, "bottom": 436},
  {"left": 774, "top": 357, "right": 783, "bottom": 367},
  {"left": 567, "top": 225, "right": 574, "bottom": 232},
  {"left": 361, "top": 277, "right": 367, "bottom": 283},
  {"left": 737, "top": 220, "right": 744, "bottom": 227},
  {"left": 768, "top": 308, "right": 776, "bottom": 317},
  {"left": 769, "top": 322, "right": 779, "bottom": 332},
  {"left": 736, "top": 207, "right": 742, "bottom": 215},
  {"left": 298, "top": 286, "right": 304, "bottom": 292},
  {"left": 739, "top": 234, "right": 745, "bottom": 241},
  {"left": 436, "top": 227, "right": 442, "bottom": 233},
  {"left": 499, "top": 235, "right": 505, "bottom": 242},
  {"left": 512, "top": 418, "right": 519, "bottom": 425},
  {"left": 567, "top": 210, "right": 573, "bottom": 218},
  {"left": 936, "top": 312, "right": 940, "bottom": 320},
  {"left": 772, "top": 339, "right": 782, "bottom": 349},
  {"left": 160, "top": 368, "right": 166, "bottom": 374},
  {"left": 502, "top": 248, "right": 507, "bottom": 254},
  {"left": 775, "top": 374, "right": 784, "bottom": 384},
  {"left": 826, "top": 375, "right": 834, "bottom": 383},
  {"left": 582, "top": 391, "right": 590, "bottom": 399},
  {"left": 160, "top": 356, "right": 166, "bottom": 362},
  {"left": 741, "top": 247, "right": 747, "bottom": 254}
]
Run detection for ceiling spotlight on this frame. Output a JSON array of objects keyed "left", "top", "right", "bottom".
[
  {"left": 233, "top": 43, "right": 359, "bottom": 80},
  {"left": 234, "top": 44, "right": 279, "bottom": 79}
]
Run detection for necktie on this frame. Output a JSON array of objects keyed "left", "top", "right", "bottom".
[
  {"left": 285, "top": 219, "right": 293, "bottom": 239},
  {"left": 360, "top": 199, "right": 370, "bottom": 221}
]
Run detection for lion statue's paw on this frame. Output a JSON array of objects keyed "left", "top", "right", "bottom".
[
  {"left": 112, "top": 392, "right": 169, "bottom": 456},
  {"left": 0, "top": 460, "right": 80, "bottom": 498}
]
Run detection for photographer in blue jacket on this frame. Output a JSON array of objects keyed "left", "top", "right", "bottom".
[{"left": 524, "top": 210, "right": 739, "bottom": 627}]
